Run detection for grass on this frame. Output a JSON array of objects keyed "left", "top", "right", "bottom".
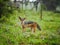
[{"left": 0, "top": 10, "right": 60, "bottom": 45}]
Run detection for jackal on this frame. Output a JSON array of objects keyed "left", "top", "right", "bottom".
[{"left": 19, "top": 16, "right": 41, "bottom": 32}]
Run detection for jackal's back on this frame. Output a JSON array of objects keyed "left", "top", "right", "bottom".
[
  {"left": 23, "top": 21, "right": 35, "bottom": 27},
  {"left": 24, "top": 21, "right": 34, "bottom": 24}
]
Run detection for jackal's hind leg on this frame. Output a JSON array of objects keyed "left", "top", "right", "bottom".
[
  {"left": 33, "top": 27, "right": 36, "bottom": 32},
  {"left": 31, "top": 27, "right": 33, "bottom": 33},
  {"left": 31, "top": 27, "right": 36, "bottom": 33}
]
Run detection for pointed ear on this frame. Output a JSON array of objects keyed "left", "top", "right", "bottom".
[{"left": 19, "top": 16, "right": 21, "bottom": 20}]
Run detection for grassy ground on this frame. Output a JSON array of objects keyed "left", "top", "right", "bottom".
[{"left": 0, "top": 10, "right": 60, "bottom": 45}]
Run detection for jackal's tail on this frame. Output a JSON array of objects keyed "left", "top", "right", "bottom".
[{"left": 37, "top": 24, "right": 41, "bottom": 30}]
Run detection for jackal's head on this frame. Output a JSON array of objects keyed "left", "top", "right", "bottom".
[
  {"left": 19, "top": 16, "right": 26, "bottom": 24},
  {"left": 19, "top": 16, "right": 26, "bottom": 21}
]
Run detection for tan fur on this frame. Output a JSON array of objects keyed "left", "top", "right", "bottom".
[
  {"left": 22, "top": 22, "right": 37, "bottom": 32},
  {"left": 19, "top": 17, "right": 41, "bottom": 32}
]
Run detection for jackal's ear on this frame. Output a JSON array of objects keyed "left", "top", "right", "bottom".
[{"left": 19, "top": 16, "right": 21, "bottom": 20}]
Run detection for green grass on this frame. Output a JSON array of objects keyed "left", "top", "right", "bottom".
[{"left": 0, "top": 10, "right": 60, "bottom": 45}]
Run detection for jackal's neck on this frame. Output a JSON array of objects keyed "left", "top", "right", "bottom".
[{"left": 21, "top": 20, "right": 26, "bottom": 25}]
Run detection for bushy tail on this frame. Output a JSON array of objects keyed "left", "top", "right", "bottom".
[{"left": 37, "top": 24, "right": 41, "bottom": 30}]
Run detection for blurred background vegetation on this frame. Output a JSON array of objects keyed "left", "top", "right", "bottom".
[{"left": 0, "top": 0, "right": 60, "bottom": 45}]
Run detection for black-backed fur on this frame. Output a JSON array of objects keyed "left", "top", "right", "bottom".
[{"left": 24, "top": 21, "right": 34, "bottom": 24}]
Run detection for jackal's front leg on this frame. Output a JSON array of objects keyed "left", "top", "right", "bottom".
[
  {"left": 22, "top": 28, "right": 25, "bottom": 32},
  {"left": 22, "top": 26, "right": 25, "bottom": 32}
]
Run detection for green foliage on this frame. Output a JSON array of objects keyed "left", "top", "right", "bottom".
[
  {"left": 0, "top": 0, "right": 19, "bottom": 18},
  {"left": 0, "top": 10, "right": 60, "bottom": 45},
  {"left": 43, "top": 0, "right": 60, "bottom": 11}
]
